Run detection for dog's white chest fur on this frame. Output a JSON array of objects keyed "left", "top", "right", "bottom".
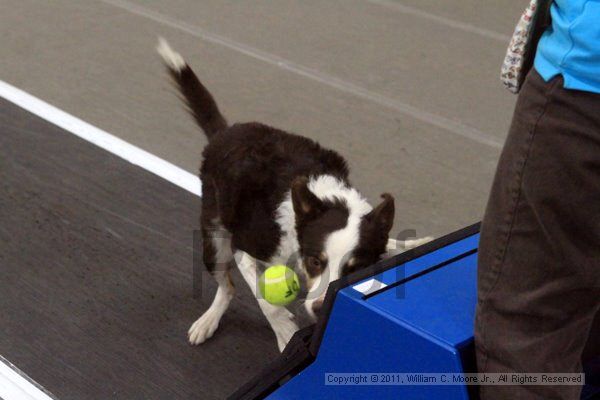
[{"left": 273, "top": 194, "right": 299, "bottom": 265}]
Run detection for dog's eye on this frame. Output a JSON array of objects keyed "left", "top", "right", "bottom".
[{"left": 305, "top": 256, "right": 323, "bottom": 276}]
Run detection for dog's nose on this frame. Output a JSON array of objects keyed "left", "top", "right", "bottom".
[{"left": 312, "top": 298, "right": 324, "bottom": 315}]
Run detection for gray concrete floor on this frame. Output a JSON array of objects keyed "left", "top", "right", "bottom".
[{"left": 0, "top": 0, "right": 524, "bottom": 238}]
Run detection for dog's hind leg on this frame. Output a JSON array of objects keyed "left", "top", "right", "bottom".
[
  {"left": 188, "top": 219, "right": 235, "bottom": 345},
  {"left": 234, "top": 251, "right": 299, "bottom": 352}
]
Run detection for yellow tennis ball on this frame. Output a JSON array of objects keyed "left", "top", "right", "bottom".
[{"left": 259, "top": 265, "right": 300, "bottom": 306}]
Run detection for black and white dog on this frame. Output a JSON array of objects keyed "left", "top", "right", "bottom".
[{"left": 157, "top": 39, "right": 430, "bottom": 351}]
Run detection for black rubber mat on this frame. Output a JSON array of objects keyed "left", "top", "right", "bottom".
[{"left": 0, "top": 99, "right": 280, "bottom": 399}]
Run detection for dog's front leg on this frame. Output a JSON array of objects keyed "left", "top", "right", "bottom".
[{"left": 234, "top": 251, "right": 299, "bottom": 352}]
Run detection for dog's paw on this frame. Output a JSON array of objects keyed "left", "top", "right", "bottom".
[
  {"left": 385, "top": 236, "right": 435, "bottom": 256},
  {"left": 404, "top": 236, "right": 434, "bottom": 249},
  {"left": 188, "top": 310, "right": 220, "bottom": 345}
]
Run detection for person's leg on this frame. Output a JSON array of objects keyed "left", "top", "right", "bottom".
[{"left": 475, "top": 70, "right": 600, "bottom": 399}]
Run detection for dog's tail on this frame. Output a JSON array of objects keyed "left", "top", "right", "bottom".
[{"left": 157, "top": 37, "right": 228, "bottom": 139}]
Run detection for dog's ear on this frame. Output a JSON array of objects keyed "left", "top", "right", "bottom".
[
  {"left": 291, "top": 177, "right": 324, "bottom": 221},
  {"left": 365, "top": 193, "right": 395, "bottom": 235}
]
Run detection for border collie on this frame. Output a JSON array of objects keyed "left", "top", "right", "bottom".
[{"left": 157, "top": 38, "right": 430, "bottom": 351}]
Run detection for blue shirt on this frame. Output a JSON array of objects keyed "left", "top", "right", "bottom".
[{"left": 535, "top": 0, "right": 600, "bottom": 94}]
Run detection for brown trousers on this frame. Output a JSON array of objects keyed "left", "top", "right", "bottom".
[{"left": 475, "top": 69, "right": 600, "bottom": 399}]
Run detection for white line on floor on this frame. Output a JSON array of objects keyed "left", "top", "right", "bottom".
[
  {"left": 99, "top": 0, "right": 503, "bottom": 149},
  {"left": 0, "top": 80, "right": 202, "bottom": 197},
  {"left": 366, "top": 0, "right": 511, "bottom": 42},
  {"left": 0, "top": 357, "right": 56, "bottom": 400}
]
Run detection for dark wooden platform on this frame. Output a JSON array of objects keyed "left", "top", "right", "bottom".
[{"left": 0, "top": 99, "right": 280, "bottom": 399}]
